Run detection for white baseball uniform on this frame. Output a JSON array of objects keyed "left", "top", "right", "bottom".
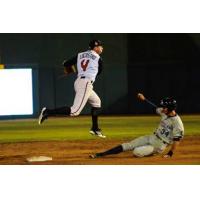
[
  {"left": 68, "top": 50, "right": 102, "bottom": 116},
  {"left": 122, "top": 108, "right": 184, "bottom": 157}
]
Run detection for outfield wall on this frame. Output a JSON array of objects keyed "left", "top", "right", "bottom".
[{"left": 0, "top": 33, "right": 200, "bottom": 115}]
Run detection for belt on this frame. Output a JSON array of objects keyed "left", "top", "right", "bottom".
[
  {"left": 80, "top": 76, "right": 93, "bottom": 84},
  {"left": 154, "top": 134, "right": 168, "bottom": 145}
]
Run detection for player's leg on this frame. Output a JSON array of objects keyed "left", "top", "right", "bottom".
[
  {"left": 91, "top": 107, "right": 100, "bottom": 130},
  {"left": 121, "top": 135, "right": 150, "bottom": 151},
  {"left": 38, "top": 106, "right": 71, "bottom": 124},
  {"left": 90, "top": 135, "right": 152, "bottom": 158},
  {"left": 90, "top": 145, "right": 123, "bottom": 158},
  {"left": 88, "top": 91, "right": 106, "bottom": 138},
  {"left": 38, "top": 78, "right": 92, "bottom": 124},
  {"left": 122, "top": 135, "right": 155, "bottom": 157},
  {"left": 70, "top": 78, "right": 93, "bottom": 116},
  {"left": 133, "top": 145, "right": 154, "bottom": 157}
]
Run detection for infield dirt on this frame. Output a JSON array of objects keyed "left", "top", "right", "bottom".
[{"left": 0, "top": 135, "right": 199, "bottom": 165}]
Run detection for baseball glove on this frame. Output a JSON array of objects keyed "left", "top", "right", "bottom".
[{"left": 64, "top": 65, "right": 76, "bottom": 75}]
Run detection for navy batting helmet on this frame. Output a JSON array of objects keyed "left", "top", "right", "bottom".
[
  {"left": 160, "top": 97, "right": 177, "bottom": 111},
  {"left": 89, "top": 39, "right": 103, "bottom": 49}
]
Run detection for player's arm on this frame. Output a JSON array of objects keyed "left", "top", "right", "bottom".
[
  {"left": 63, "top": 55, "right": 77, "bottom": 74},
  {"left": 164, "top": 130, "right": 184, "bottom": 158},
  {"left": 97, "top": 57, "right": 103, "bottom": 75},
  {"left": 156, "top": 107, "right": 166, "bottom": 117},
  {"left": 164, "top": 140, "right": 180, "bottom": 158},
  {"left": 63, "top": 55, "right": 77, "bottom": 67},
  {"left": 156, "top": 107, "right": 163, "bottom": 115}
]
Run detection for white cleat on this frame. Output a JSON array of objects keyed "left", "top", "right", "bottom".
[
  {"left": 89, "top": 154, "right": 97, "bottom": 159},
  {"left": 90, "top": 128, "right": 106, "bottom": 138}
]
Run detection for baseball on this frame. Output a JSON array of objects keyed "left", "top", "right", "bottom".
[{"left": 137, "top": 93, "right": 145, "bottom": 101}]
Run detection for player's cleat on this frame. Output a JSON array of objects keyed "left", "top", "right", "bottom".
[
  {"left": 89, "top": 153, "right": 101, "bottom": 159},
  {"left": 38, "top": 107, "right": 48, "bottom": 125},
  {"left": 89, "top": 154, "right": 97, "bottom": 159},
  {"left": 90, "top": 128, "right": 106, "bottom": 138}
]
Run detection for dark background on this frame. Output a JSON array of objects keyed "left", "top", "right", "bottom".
[{"left": 0, "top": 33, "right": 200, "bottom": 115}]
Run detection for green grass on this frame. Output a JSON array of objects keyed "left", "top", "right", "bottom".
[{"left": 0, "top": 115, "right": 199, "bottom": 143}]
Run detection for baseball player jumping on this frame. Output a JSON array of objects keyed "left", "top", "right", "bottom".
[
  {"left": 90, "top": 94, "right": 184, "bottom": 158},
  {"left": 38, "top": 39, "right": 106, "bottom": 138}
]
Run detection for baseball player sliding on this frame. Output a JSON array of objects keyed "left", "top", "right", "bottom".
[
  {"left": 90, "top": 93, "right": 184, "bottom": 158},
  {"left": 38, "top": 39, "right": 106, "bottom": 138}
]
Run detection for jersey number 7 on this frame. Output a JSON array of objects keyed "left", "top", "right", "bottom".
[{"left": 81, "top": 59, "right": 90, "bottom": 71}]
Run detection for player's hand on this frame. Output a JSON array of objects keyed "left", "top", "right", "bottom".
[
  {"left": 163, "top": 154, "right": 171, "bottom": 158},
  {"left": 137, "top": 93, "right": 146, "bottom": 101},
  {"left": 163, "top": 150, "right": 173, "bottom": 158}
]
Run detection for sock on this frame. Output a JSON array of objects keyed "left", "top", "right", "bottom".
[
  {"left": 46, "top": 106, "right": 71, "bottom": 116},
  {"left": 96, "top": 145, "right": 123, "bottom": 157},
  {"left": 91, "top": 107, "right": 100, "bottom": 130}
]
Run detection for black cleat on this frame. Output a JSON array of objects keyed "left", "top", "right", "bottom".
[
  {"left": 89, "top": 128, "right": 106, "bottom": 138},
  {"left": 38, "top": 107, "right": 48, "bottom": 125}
]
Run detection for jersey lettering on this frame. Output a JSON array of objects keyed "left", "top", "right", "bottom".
[
  {"left": 77, "top": 50, "right": 100, "bottom": 82},
  {"left": 80, "top": 52, "right": 96, "bottom": 60},
  {"left": 81, "top": 59, "right": 90, "bottom": 71}
]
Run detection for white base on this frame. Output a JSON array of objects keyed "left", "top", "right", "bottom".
[{"left": 26, "top": 156, "right": 53, "bottom": 162}]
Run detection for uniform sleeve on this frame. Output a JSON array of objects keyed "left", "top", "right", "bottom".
[
  {"left": 97, "top": 57, "right": 103, "bottom": 75},
  {"left": 63, "top": 55, "right": 78, "bottom": 68},
  {"left": 156, "top": 107, "right": 166, "bottom": 116},
  {"left": 172, "top": 124, "right": 184, "bottom": 141}
]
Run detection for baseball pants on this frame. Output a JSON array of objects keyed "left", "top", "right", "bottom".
[
  {"left": 70, "top": 77, "right": 101, "bottom": 116},
  {"left": 122, "top": 134, "right": 167, "bottom": 157}
]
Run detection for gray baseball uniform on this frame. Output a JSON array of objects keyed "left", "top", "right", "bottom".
[{"left": 122, "top": 108, "right": 184, "bottom": 157}]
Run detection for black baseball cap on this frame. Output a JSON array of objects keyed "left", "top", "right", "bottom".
[{"left": 89, "top": 39, "right": 103, "bottom": 49}]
